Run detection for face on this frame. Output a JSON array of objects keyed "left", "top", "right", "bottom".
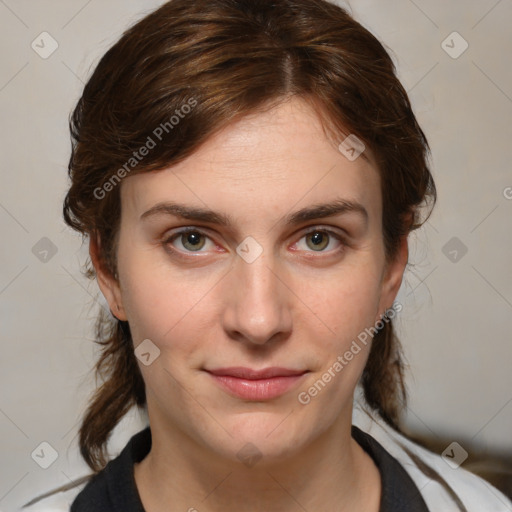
[{"left": 92, "top": 96, "right": 407, "bottom": 465}]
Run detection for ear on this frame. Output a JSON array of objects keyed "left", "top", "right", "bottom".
[
  {"left": 376, "top": 234, "right": 408, "bottom": 321},
  {"left": 89, "top": 232, "right": 128, "bottom": 321}
]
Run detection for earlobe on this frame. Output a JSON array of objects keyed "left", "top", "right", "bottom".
[{"left": 89, "top": 232, "right": 127, "bottom": 321}]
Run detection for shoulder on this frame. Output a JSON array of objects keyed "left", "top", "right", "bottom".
[
  {"left": 20, "top": 426, "right": 151, "bottom": 512},
  {"left": 68, "top": 470, "right": 111, "bottom": 511},
  {"left": 353, "top": 401, "right": 512, "bottom": 512},
  {"left": 19, "top": 469, "right": 112, "bottom": 512},
  {"left": 16, "top": 481, "right": 88, "bottom": 512}
]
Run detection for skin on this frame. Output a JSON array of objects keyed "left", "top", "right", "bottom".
[{"left": 90, "top": 96, "right": 408, "bottom": 512}]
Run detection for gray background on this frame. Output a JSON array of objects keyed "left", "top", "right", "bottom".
[{"left": 1, "top": 0, "right": 511, "bottom": 510}]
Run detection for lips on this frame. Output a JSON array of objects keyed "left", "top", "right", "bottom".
[
  {"left": 207, "top": 367, "right": 307, "bottom": 379},
  {"left": 205, "top": 367, "right": 308, "bottom": 400}
]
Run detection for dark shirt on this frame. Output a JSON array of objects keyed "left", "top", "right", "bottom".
[{"left": 70, "top": 425, "right": 430, "bottom": 511}]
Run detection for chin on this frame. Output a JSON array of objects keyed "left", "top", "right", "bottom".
[{"left": 202, "top": 412, "right": 314, "bottom": 467}]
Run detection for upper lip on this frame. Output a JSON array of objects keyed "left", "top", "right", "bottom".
[{"left": 206, "top": 367, "right": 308, "bottom": 379}]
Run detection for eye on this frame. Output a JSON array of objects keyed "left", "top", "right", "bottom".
[
  {"left": 162, "top": 226, "right": 346, "bottom": 257},
  {"left": 294, "top": 228, "right": 345, "bottom": 253},
  {"left": 164, "top": 228, "right": 215, "bottom": 253}
]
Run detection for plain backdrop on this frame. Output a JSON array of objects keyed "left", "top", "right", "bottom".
[{"left": 1, "top": 0, "right": 511, "bottom": 510}]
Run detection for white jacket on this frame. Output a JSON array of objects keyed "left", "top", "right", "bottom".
[{"left": 18, "top": 401, "right": 512, "bottom": 511}]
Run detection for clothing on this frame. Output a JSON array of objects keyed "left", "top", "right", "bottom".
[
  {"left": 69, "top": 424, "right": 429, "bottom": 512},
  {"left": 19, "top": 402, "right": 512, "bottom": 511}
]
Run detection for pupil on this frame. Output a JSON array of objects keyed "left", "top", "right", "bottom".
[
  {"left": 311, "top": 232, "right": 323, "bottom": 245},
  {"left": 182, "top": 231, "right": 205, "bottom": 251},
  {"left": 308, "top": 231, "right": 329, "bottom": 251},
  {"left": 187, "top": 233, "right": 200, "bottom": 245}
]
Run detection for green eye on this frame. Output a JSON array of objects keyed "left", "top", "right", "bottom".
[
  {"left": 179, "top": 230, "right": 206, "bottom": 251},
  {"left": 305, "top": 230, "right": 331, "bottom": 251},
  {"left": 163, "top": 226, "right": 346, "bottom": 257},
  {"left": 164, "top": 228, "right": 213, "bottom": 253},
  {"left": 297, "top": 228, "right": 345, "bottom": 254}
]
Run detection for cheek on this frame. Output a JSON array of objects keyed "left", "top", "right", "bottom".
[
  {"left": 117, "top": 248, "right": 219, "bottom": 350},
  {"left": 298, "top": 273, "right": 383, "bottom": 409},
  {"left": 294, "top": 268, "right": 383, "bottom": 407},
  {"left": 298, "top": 262, "right": 383, "bottom": 341}
]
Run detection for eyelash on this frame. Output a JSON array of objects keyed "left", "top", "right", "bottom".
[{"left": 162, "top": 226, "right": 347, "bottom": 258}]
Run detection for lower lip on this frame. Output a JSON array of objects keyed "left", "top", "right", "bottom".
[{"left": 208, "top": 373, "right": 307, "bottom": 401}]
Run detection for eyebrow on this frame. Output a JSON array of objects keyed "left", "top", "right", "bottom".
[{"left": 140, "top": 198, "right": 368, "bottom": 228}]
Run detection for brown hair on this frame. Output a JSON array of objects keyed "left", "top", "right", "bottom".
[{"left": 63, "top": 0, "right": 436, "bottom": 472}]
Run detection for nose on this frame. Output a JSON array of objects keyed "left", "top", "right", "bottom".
[{"left": 221, "top": 249, "right": 293, "bottom": 346}]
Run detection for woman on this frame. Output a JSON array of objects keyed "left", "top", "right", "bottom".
[{"left": 21, "top": 0, "right": 512, "bottom": 510}]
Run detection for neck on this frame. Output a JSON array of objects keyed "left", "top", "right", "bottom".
[{"left": 134, "top": 406, "right": 381, "bottom": 512}]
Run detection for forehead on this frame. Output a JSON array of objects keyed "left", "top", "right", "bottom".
[{"left": 121, "top": 97, "right": 382, "bottom": 226}]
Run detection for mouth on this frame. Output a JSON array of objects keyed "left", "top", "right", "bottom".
[{"left": 204, "top": 367, "right": 309, "bottom": 401}]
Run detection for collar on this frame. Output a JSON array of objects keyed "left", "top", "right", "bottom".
[{"left": 72, "top": 425, "right": 429, "bottom": 511}]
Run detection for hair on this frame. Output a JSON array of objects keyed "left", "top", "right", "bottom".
[{"left": 63, "top": 0, "right": 436, "bottom": 473}]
